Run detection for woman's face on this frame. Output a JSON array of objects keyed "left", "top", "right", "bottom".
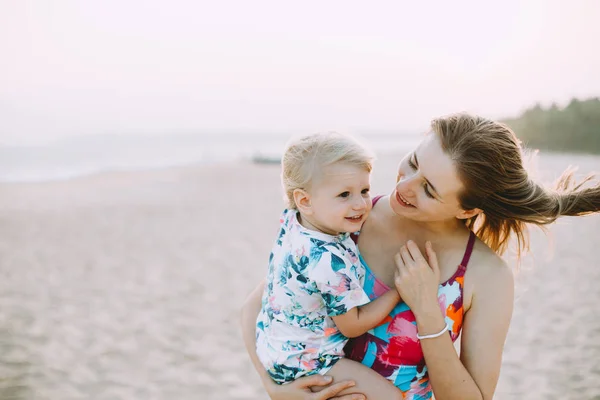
[{"left": 390, "top": 133, "right": 470, "bottom": 223}]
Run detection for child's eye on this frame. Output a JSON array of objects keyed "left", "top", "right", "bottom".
[
  {"left": 361, "top": 188, "right": 370, "bottom": 195},
  {"left": 339, "top": 191, "right": 350, "bottom": 198}
]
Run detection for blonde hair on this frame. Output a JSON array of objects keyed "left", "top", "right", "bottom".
[
  {"left": 432, "top": 113, "right": 600, "bottom": 259},
  {"left": 282, "top": 132, "right": 374, "bottom": 209}
]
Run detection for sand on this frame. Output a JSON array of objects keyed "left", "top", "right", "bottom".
[{"left": 0, "top": 150, "right": 599, "bottom": 400}]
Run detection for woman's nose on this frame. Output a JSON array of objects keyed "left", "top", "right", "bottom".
[{"left": 396, "top": 173, "right": 419, "bottom": 195}]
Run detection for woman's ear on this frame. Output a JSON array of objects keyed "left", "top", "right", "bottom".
[
  {"left": 293, "top": 189, "right": 313, "bottom": 215},
  {"left": 456, "top": 207, "right": 482, "bottom": 220}
]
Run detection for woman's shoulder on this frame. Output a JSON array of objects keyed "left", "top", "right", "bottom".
[
  {"left": 363, "top": 196, "right": 404, "bottom": 238},
  {"left": 468, "top": 234, "right": 507, "bottom": 266},
  {"left": 371, "top": 194, "right": 388, "bottom": 210},
  {"left": 368, "top": 195, "right": 395, "bottom": 223},
  {"left": 466, "top": 236, "right": 514, "bottom": 300}
]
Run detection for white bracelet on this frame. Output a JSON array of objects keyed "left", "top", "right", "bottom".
[{"left": 416, "top": 323, "right": 449, "bottom": 340}]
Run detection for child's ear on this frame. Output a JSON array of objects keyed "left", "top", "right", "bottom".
[
  {"left": 456, "top": 207, "right": 482, "bottom": 220},
  {"left": 293, "top": 189, "right": 313, "bottom": 214}
]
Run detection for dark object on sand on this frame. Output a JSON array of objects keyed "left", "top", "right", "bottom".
[{"left": 251, "top": 154, "right": 281, "bottom": 165}]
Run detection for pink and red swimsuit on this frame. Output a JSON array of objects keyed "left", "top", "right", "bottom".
[{"left": 345, "top": 196, "right": 475, "bottom": 399}]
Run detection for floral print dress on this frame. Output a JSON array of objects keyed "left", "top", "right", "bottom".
[{"left": 256, "top": 209, "right": 371, "bottom": 384}]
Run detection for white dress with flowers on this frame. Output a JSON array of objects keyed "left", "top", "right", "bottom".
[{"left": 256, "top": 209, "right": 371, "bottom": 384}]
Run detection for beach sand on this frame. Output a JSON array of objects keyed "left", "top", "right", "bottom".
[{"left": 0, "top": 150, "right": 599, "bottom": 400}]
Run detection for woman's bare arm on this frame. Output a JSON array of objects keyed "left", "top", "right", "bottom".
[
  {"left": 417, "top": 259, "right": 514, "bottom": 400},
  {"left": 456, "top": 261, "right": 514, "bottom": 398},
  {"left": 394, "top": 241, "right": 514, "bottom": 400},
  {"left": 239, "top": 280, "right": 365, "bottom": 400},
  {"left": 240, "top": 279, "right": 275, "bottom": 389}
]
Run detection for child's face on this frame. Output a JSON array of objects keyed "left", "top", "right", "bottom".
[{"left": 305, "top": 163, "right": 372, "bottom": 235}]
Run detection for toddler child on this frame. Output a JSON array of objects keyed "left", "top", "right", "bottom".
[{"left": 255, "top": 132, "right": 402, "bottom": 385}]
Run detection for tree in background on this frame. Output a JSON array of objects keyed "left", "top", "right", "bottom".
[{"left": 502, "top": 97, "right": 600, "bottom": 153}]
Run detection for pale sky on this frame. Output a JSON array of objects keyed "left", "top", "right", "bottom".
[{"left": 1, "top": 0, "right": 599, "bottom": 144}]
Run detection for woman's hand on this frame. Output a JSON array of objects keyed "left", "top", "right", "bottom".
[
  {"left": 267, "top": 374, "right": 365, "bottom": 400},
  {"left": 393, "top": 241, "right": 441, "bottom": 315}
]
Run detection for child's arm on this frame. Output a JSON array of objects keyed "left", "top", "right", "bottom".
[
  {"left": 313, "top": 245, "right": 402, "bottom": 339},
  {"left": 332, "top": 289, "right": 400, "bottom": 338}
]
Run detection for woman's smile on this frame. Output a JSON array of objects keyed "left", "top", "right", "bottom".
[{"left": 395, "top": 190, "right": 415, "bottom": 208}]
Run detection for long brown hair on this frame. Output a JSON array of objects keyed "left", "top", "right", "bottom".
[{"left": 432, "top": 113, "right": 600, "bottom": 257}]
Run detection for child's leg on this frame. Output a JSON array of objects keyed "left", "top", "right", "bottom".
[{"left": 312, "top": 358, "right": 404, "bottom": 400}]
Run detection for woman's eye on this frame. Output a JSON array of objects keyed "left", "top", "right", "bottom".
[
  {"left": 424, "top": 185, "right": 434, "bottom": 199},
  {"left": 339, "top": 192, "right": 350, "bottom": 198},
  {"left": 408, "top": 157, "right": 417, "bottom": 169}
]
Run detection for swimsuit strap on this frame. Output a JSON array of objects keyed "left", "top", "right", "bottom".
[
  {"left": 372, "top": 195, "right": 384, "bottom": 206},
  {"left": 455, "top": 231, "right": 476, "bottom": 277}
]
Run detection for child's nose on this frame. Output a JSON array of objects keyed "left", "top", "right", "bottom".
[{"left": 353, "top": 196, "right": 367, "bottom": 210}]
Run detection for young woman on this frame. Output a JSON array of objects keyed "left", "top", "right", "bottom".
[{"left": 241, "top": 113, "right": 600, "bottom": 399}]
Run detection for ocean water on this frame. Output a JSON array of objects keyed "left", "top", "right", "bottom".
[{"left": 0, "top": 132, "right": 421, "bottom": 183}]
